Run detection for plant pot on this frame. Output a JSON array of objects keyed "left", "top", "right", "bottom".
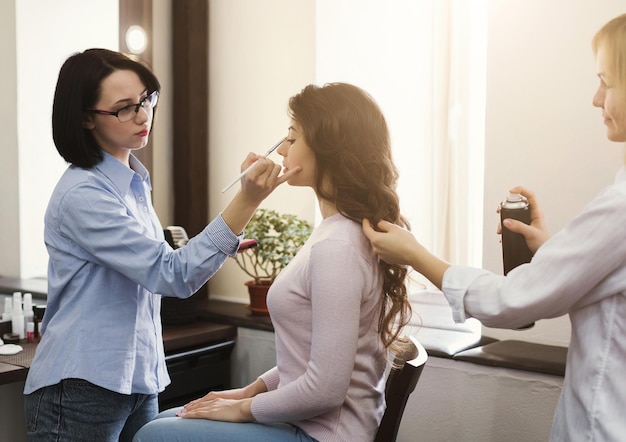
[{"left": 245, "top": 280, "right": 271, "bottom": 316}]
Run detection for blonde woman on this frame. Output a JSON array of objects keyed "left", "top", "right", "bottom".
[{"left": 363, "top": 14, "right": 626, "bottom": 441}]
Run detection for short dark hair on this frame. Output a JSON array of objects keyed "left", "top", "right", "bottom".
[{"left": 52, "top": 48, "right": 161, "bottom": 168}]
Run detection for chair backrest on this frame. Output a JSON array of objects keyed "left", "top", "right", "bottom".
[{"left": 374, "top": 336, "right": 428, "bottom": 442}]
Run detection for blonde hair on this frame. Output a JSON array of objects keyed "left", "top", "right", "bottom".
[{"left": 592, "top": 13, "right": 626, "bottom": 92}]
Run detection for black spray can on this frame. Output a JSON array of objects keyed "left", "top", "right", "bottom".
[
  {"left": 500, "top": 193, "right": 533, "bottom": 274},
  {"left": 500, "top": 193, "right": 534, "bottom": 329}
]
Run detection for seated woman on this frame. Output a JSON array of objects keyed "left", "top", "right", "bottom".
[{"left": 133, "top": 82, "right": 412, "bottom": 442}]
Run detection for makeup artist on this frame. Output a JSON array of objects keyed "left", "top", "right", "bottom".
[{"left": 23, "top": 48, "right": 299, "bottom": 442}]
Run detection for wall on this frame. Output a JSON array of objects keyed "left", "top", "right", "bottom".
[
  {"left": 3, "top": 0, "right": 625, "bottom": 329},
  {"left": 0, "top": 0, "right": 174, "bottom": 279},
  {"left": 482, "top": 1, "right": 623, "bottom": 272},
  {"left": 0, "top": 0, "right": 119, "bottom": 279},
  {"left": 206, "top": 0, "right": 317, "bottom": 303},
  {"left": 2, "top": 1, "right": 624, "bottom": 439},
  {"left": 480, "top": 0, "right": 625, "bottom": 344},
  {"left": 0, "top": 0, "right": 315, "bottom": 302},
  {"left": 150, "top": 0, "right": 174, "bottom": 225},
  {"left": 315, "top": 0, "right": 488, "bottom": 268},
  {"left": 0, "top": 1, "right": 19, "bottom": 278},
  {"left": 208, "top": 0, "right": 625, "bottom": 309}
]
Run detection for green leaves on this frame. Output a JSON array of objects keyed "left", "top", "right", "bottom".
[{"left": 235, "top": 208, "right": 312, "bottom": 284}]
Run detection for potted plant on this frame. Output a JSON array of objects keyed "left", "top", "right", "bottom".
[{"left": 235, "top": 208, "right": 312, "bottom": 315}]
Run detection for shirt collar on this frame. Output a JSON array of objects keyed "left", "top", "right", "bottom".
[{"left": 96, "top": 151, "right": 152, "bottom": 195}]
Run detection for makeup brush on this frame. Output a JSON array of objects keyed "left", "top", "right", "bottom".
[{"left": 221, "top": 137, "right": 286, "bottom": 193}]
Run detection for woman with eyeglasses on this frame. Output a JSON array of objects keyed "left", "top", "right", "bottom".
[{"left": 23, "top": 48, "right": 298, "bottom": 442}]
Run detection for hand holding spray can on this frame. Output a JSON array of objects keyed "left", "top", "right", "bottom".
[
  {"left": 500, "top": 193, "right": 533, "bottom": 274},
  {"left": 500, "top": 192, "right": 534, "bottom": 329}
]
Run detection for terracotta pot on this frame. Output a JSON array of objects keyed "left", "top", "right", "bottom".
[{"left": 245, "top": 280, "right": 271, "bottom": 316}]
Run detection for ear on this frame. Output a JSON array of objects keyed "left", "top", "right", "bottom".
[{"left": 83, "top": 113, "right": 95, "bottom": 130}]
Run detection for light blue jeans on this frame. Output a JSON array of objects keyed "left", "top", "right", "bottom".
[
  {"left": 24, "top": 378, "right": 158, "bottom": 442},
  {"left": 132, "top": 407, "right": 318, "bottom": 442}
]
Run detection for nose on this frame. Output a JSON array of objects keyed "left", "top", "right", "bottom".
[
  {"left": 277, "top": 139, "right": 288, "bottom": 157},
  {"left": 592, "top": 85, "right": 604, "bottom": 108},
  {"left": 133, "top": 105, "right": 150, "bottom": 123}
]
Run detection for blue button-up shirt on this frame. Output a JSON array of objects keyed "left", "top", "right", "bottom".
[{"left": 25, "top": 152, "right": 240, "bottom": 395}]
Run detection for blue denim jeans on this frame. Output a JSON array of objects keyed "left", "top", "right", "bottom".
[
  {"left": 24, "top": 378, "right": 158, "bottom": 442},
  {"left": 132, "top": 407, "right": 318, "bottom": 442}
]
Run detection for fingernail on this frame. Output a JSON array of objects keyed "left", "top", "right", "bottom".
[
  {"left": 176, "top": 409, "right": 186, "bottom": 417},
  {"left": 503, "top": 219, "right": 512, "bottom": 227}
]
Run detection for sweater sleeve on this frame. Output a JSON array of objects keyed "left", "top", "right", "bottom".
[{"left": 258, "top": 366, "right": 280, "bottom": 391}]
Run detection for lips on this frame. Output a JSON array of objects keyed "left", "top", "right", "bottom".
[{"left": 136, "top": 129, "right": 149, "bottom": 137}]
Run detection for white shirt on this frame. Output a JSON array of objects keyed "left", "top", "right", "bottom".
[{"left": 442, "top": 167, "right": 626, "bottom": 441}]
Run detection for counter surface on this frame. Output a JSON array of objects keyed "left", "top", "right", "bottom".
[{"left": 0, "top": 320, "right": 236, "bottom": 385}]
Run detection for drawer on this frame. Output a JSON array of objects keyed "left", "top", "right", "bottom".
[{"left": 159, "top": 339, "right": 235, "bottom": 409}]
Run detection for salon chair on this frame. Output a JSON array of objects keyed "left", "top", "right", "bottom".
[{"left": 375, "top": 336, "right": 428, "bottom": 442}]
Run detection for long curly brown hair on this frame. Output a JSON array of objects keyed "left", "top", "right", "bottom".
[{"left": 288, "top": 82, "right": 412, "bottom": 352}]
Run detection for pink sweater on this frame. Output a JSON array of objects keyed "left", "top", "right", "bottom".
[{"left": 250, "top": 214, "right": 386, "bottom": 442}]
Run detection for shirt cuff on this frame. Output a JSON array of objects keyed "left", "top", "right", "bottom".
[
  {"left": 206, "top": 214, "right": 243, "bottom": 257},
  {"left": 442, "top": 265, "right": 490, "bottom": 323}
]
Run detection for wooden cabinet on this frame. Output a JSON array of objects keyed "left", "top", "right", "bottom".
[{"left": 160, "top": 324, "right": 236, "bottom": 409}]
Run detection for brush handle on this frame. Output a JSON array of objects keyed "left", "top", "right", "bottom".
[{"left": 221, "top": 137, "right": 286, "bottom": 193}]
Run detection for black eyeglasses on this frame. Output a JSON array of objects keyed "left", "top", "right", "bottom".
[{"left": 87, "top": 91, "right": 159, "bottom": 123}]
